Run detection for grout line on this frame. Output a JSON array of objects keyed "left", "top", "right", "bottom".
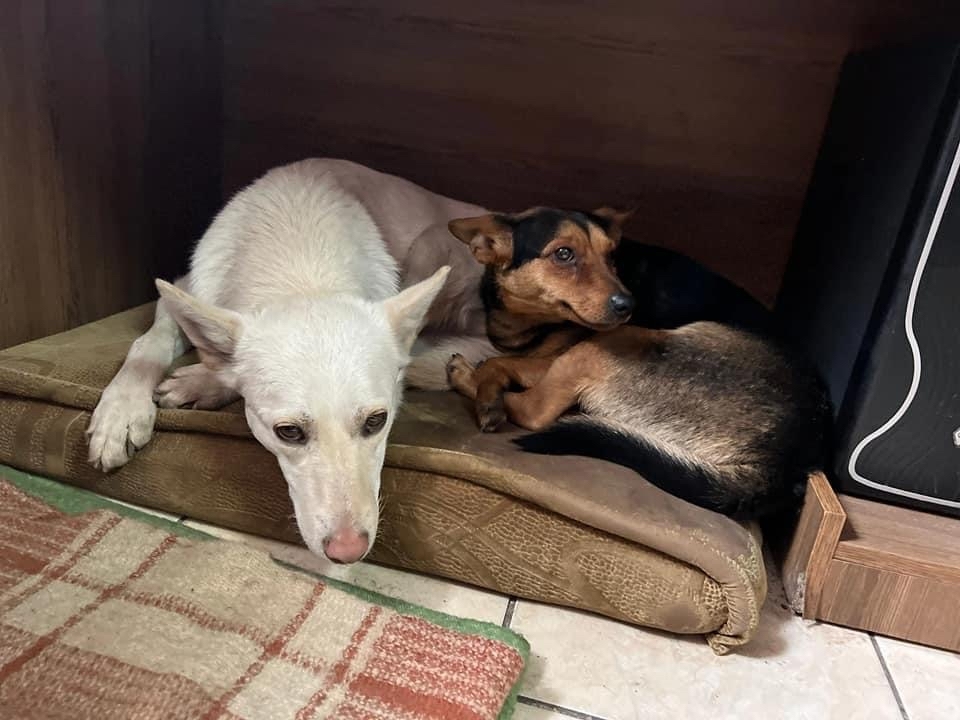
[
  {"left": 517, "top": 696, "right": 608, "bottom": 719},
  {"left": 870, "top": 634, "right": 910, "bottom": 720},
  {"left": 501, "top": 597, "right": 517, "bottom": 628}
]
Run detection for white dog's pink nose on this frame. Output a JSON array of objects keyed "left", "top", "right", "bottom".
[{"left": 322, "top": 527, "right": 370, "bottom": 564}]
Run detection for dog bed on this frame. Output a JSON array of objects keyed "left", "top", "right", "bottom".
[{"left": 0, "top": 304, "right": 767, "bottom": 654}]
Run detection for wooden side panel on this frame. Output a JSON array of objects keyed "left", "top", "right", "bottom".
[
  {"left": 784, "top": 486, "right": 960, "bottom": 650},
  {"left": 819, "top": 558, "right": 960, "bottom": 652},
  {"left": 836, "top": 494, "right": 960, "bottom": 584},
  {"left": 781, "top": 472, "right": 846, "bottom": 617},
  {"left": 0, "top": 0, "right": 222, "bottom": 349},
  {"left": 221, "top": 0, "right": 960, "bottom": 304}
]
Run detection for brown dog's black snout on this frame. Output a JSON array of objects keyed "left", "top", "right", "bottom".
[{"left": 608, "top": 293, "right": 635, "bottom": 319}]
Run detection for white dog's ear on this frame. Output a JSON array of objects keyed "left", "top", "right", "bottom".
[
  {"left": 383, "top": 266, "right": 450, "bottom": 354},
  {"left": 155, "top": 280, "right": 243, "bottom": 369}
]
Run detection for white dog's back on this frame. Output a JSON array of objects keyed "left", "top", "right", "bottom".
[
  {"left": 184, "top": 158, "right": 496, "bottom": 391},
  {"left": 188, "top": 160, "right": 400, "bottom": 311}
]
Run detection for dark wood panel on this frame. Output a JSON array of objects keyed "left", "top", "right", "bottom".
[
  {"left": 0, "top": 0, "right": 222, "bottom": 349},
  {"left": 145, "top": 0, "right": 224, "bottom": 283},
  {"left": 1, "top": 1, "right": 86, "bottom": 346},
  {"left": 221, "top": 0, "right": 960, "bottom": 304}
]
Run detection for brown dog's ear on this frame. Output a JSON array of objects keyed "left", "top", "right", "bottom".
[
  {"left": 448, "top": 215, "right": 514, "bottom": 266},
  {"left": 592, "top": 206, "right": 635, "bottom": 243}
]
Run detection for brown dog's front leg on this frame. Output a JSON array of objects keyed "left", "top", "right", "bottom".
[
  {"left": 502, "top": 338, "right": 610, "bottom": 430},
  {"left": 505, "top": 327, "right": 663, "bottom": 431},
  {"left": 446, "top": 354, "right": 556, "bottom": 432},
  {"left": 503, "top": 373, "right": 580, "bottom": 432},
  {"left": 473, "top": 356, "right": 555, "bottom": 432}
]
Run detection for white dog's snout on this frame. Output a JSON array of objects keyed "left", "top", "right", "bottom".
[{"left": 322, "top": 524, "right": 371, "bottom": 564}]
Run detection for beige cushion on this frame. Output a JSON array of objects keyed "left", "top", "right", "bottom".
[{"left": 0, "top": 305, "right": 767, "bottom": 653}]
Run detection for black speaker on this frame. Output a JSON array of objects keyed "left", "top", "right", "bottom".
[{"left": 776, "top": 39, "right": 960, "bottom": 517}]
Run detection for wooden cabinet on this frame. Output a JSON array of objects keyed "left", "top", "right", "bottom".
[{"left": 2, "top": 0, "right": 958, "bottom": 347}]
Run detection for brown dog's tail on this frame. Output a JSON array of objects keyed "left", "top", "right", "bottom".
[{"left": 513, "top": 417, "right": 804, "bottom": 520}]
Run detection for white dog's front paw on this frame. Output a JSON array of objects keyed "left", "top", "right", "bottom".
[{"left": 86, "top": 384, "right": 157, "bottom": 471}]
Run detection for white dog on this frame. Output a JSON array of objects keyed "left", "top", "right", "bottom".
[{"left": 86, "top": 159, "right": 495, "bottom": 563}]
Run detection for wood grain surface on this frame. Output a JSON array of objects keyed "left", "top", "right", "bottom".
[
  {"left": 0, "top": 0, "right": 221, "bottom": 348},
  {"left": 221, "top": 0, "right": 960, "bottom": 305},
  {"left": 3, "top": 1, "right": 959, "bottom": 346},
  {"left": 781, "top": 475, "right": 960, "bottom": 651},
  {"left": 819, "top": 558, "right": 960, "bottom": 652},
  {"left": 780, "top": 472, "right": 846, "bottom": 617}
]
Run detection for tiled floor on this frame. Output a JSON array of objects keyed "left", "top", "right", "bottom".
[{"left": 125, "top": 501, "right": 958, "bottom": 720}]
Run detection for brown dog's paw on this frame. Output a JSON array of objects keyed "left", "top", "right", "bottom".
[
  {"left": 447, "top": 354, "right": 477, "bottom": 393},
  {"left": 477, "top": 396, "right": 507, "bottom": 432}
]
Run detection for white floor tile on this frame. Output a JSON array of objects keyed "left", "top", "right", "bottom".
[
  {"left": 181, "top": 519, "right": 510, "bottom": 624},
  {"left": 876, "top": 636, "right": 960, "bottom": 720},
  {"left": 509, "top": 568, "right": 902, "bottom": 720}
]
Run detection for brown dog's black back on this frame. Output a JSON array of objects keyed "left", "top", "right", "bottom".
[{"left": 614, "top": 239, "right": 772, "bottom": 333}]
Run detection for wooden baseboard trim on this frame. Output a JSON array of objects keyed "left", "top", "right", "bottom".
[
  {"left": 781, "top": 473, "right": 960, "bottom": 652},
  {"left": 782, "top": 472, "right": 846, "bottom": 619}
]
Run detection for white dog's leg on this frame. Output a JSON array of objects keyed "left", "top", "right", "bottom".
[
  {"left": 86, "top": 278, "right": 191, "bottom": 470},
  {"left": 405, "top": 335, "right": 498, "bottom": 390},
  {"left": 154, "top": 363, "right": 239, "bottom": 409}
]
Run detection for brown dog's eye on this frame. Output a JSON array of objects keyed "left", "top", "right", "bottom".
[
  {"left": 363, "top": 410, "right": 388, "bottom": 436},
  {"left": 553, "top": 247, "right": 575, "bottom": 264},
  {"left": 274, "top": 424, "right": 306, "bottom": 444}
]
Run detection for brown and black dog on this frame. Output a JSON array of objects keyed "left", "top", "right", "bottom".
[{"left": 444, "top": 207, "right": 830, "bottom": 519}]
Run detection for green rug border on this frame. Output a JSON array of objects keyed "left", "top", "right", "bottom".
[{"left": 3, "top": 466, "right": 529, "bottom": 720}]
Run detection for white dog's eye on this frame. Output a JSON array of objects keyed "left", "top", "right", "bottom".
[
  {"left": 274, "top": 423, "right": 306, "bottom": 444},
  {"left": 362, "top": 410, "right": 388, "bottom": 437}
]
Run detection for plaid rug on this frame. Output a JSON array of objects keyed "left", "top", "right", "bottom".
[{"left": 0, "top": 477, "right": 527, "bottom": 720}]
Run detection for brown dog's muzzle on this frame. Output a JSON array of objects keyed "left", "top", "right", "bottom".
[{"left": 566, "top": 276, "right": 634, "bottom": 329}]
